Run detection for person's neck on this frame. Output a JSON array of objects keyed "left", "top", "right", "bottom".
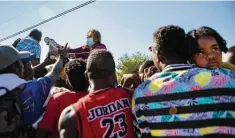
[
  {"left": 161, "top": 60, "right": 188, "bottom": 70},
  {"left": 73, "top": 89, "right": 85, "bottom": 92},
  {"left": 89, "top": 79, "right": 112, "bottom": 92}
]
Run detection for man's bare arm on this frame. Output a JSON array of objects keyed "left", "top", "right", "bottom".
[
  {"left": 32, "top": 58, "right": 40, "bottom": 66},
  {"left": 45, "top": 43, "right": 69, "bottom": 84},
  {"left": 58, "top": 106, "right": 78, "bottom": 138},
  {"left": 45, "top": 57, "right": 63, "bottom": 84}
]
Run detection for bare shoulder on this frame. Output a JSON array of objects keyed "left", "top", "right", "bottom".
[{"left": 58, "top": 106, "right": 78, "bottom": 138}]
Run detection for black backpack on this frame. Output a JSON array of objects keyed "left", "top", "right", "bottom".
[{"left": 0, "top": 86, "right": 26, "bottom": 138}]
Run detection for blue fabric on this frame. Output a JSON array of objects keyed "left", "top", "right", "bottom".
[
  {"left": 16, "top": 37, "right": 41, "bottom": 59},
  {"left": 19, "top": 77, "right": 52, "bottom": 125}
]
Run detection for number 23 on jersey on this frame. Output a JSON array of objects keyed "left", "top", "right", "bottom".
[{"left": 101, "top": 113, "right": 128, "bottom": 138}]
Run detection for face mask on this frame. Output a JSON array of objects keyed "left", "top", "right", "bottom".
[{"left": 86, "top": 38, "right": 94, "bottom": 46}]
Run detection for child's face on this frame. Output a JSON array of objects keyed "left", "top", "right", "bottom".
[{"left": 193, "top": 36, "right": 222, "bottom": 69}]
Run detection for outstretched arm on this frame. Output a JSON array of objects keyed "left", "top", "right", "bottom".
[
  {"left": 45, "top": 43, "right": 69, "bottom": 84},
  {"left": 33, "top": 51, "right": 57, "bottom": 77},
  {"left": 45, "top": 57, "right": 63, "bottom": 84},
  {"left": 32, "top": 59, "right": 40, "bottom": 66}
]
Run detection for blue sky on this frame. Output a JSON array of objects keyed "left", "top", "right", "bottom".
[{"left": 0, "top": 1, "right": 235, "bottom": 62}]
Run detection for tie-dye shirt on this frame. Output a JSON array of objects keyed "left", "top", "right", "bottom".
[{"left": 133, "top": 64, "right": 235, "bottom": 137}]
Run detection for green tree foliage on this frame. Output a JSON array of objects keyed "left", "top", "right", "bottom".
[{"left": 116, "top": 52, "right": 151, "bottom": 82}]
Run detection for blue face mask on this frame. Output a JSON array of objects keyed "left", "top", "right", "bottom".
[{"left": 86, "top": 38, "right": 94, "bottom": 46}]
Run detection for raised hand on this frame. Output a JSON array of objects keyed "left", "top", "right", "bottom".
[{"left": 58, "top": 43, "right": 69, "bottom": 57}]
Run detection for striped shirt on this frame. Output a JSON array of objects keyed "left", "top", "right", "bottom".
[{"left": 133, "top": 64, "right": 235, "bottom": 137}]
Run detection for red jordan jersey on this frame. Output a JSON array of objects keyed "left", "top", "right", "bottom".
[{"left": 72, "top": 88, "right": 134, "bottom": 138}]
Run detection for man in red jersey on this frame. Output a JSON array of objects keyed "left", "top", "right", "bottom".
[
  {"left": 36, "top": 59, "right": 88, "bottom": 138},
  {"left": 58, "top": 50, "right": 135, "bottom": 138}
]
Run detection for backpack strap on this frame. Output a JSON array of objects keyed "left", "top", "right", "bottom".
[
  {"left": 10, "top": 84, "right": 26, "bottom": 116},
  {"left": 0, "top": 84, "right": 26, "bottom": 118},
  {"left": 0, "top": 85, "right": 26, "bottom": 138}
]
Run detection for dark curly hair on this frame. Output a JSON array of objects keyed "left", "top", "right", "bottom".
[
  {"left": 227, "top": 46, "right": 235, "bottom": 53},
  {"left": 186, "top": 26, "right": 228, "bottom": 60},
  {"left": 226, "top": 46, "right": 235, "bottom": 64},
  {"left": 86, "top": 49, "right": 115, "bottom": 79},
  {"left": 139, "top": 60, "right": 154, "bottom": 74},
  {"left": 153, "top": 25, "right": 188, "bottom": 62},
  {"left": 65, "top": 59, "right": 88, "bottom": 91},
  {"left": 29, "top": 29, "right": 42, "bottom": 42}
]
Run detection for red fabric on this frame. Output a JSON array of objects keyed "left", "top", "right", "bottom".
[
  {"left": 73, "top": 88, "right": 135, "bottom": 138},
  {"left": 38, "top": 91, "right": 87, "bottom": 138}
]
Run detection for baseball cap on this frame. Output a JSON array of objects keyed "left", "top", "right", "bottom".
[
  {"left": 21, "top": 51, "right": 37, "bottom": 63},
  {"left": 0, "top": 45, "right": 27, "bottom": 70}
]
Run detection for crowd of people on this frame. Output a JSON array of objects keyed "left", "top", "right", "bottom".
[{"left": 0, "top": 25, "right": 235, "bottom": 138}]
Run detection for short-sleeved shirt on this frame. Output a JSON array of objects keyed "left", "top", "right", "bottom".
[
  {"left": 20, "top": 77, "right": 52, "bottom": 125},
  {"left": 38, "top": 91, "right": 87, "bottom": 138},
  {"left": 133, "top": 64, "right": 235, "bottom": 137},
  {"left": 73, "top": 88, "right": 135, "bottom": 138},
  {"left": 16, "top": 36, "right": 41, "bottom": 59}
]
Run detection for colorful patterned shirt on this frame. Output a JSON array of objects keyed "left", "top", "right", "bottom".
[
  {"left": 16, "top": 36, "right": 41, "bottom": 59},
  {"left": 133, "top": 64, "right": 235, "bottom": 137}
]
